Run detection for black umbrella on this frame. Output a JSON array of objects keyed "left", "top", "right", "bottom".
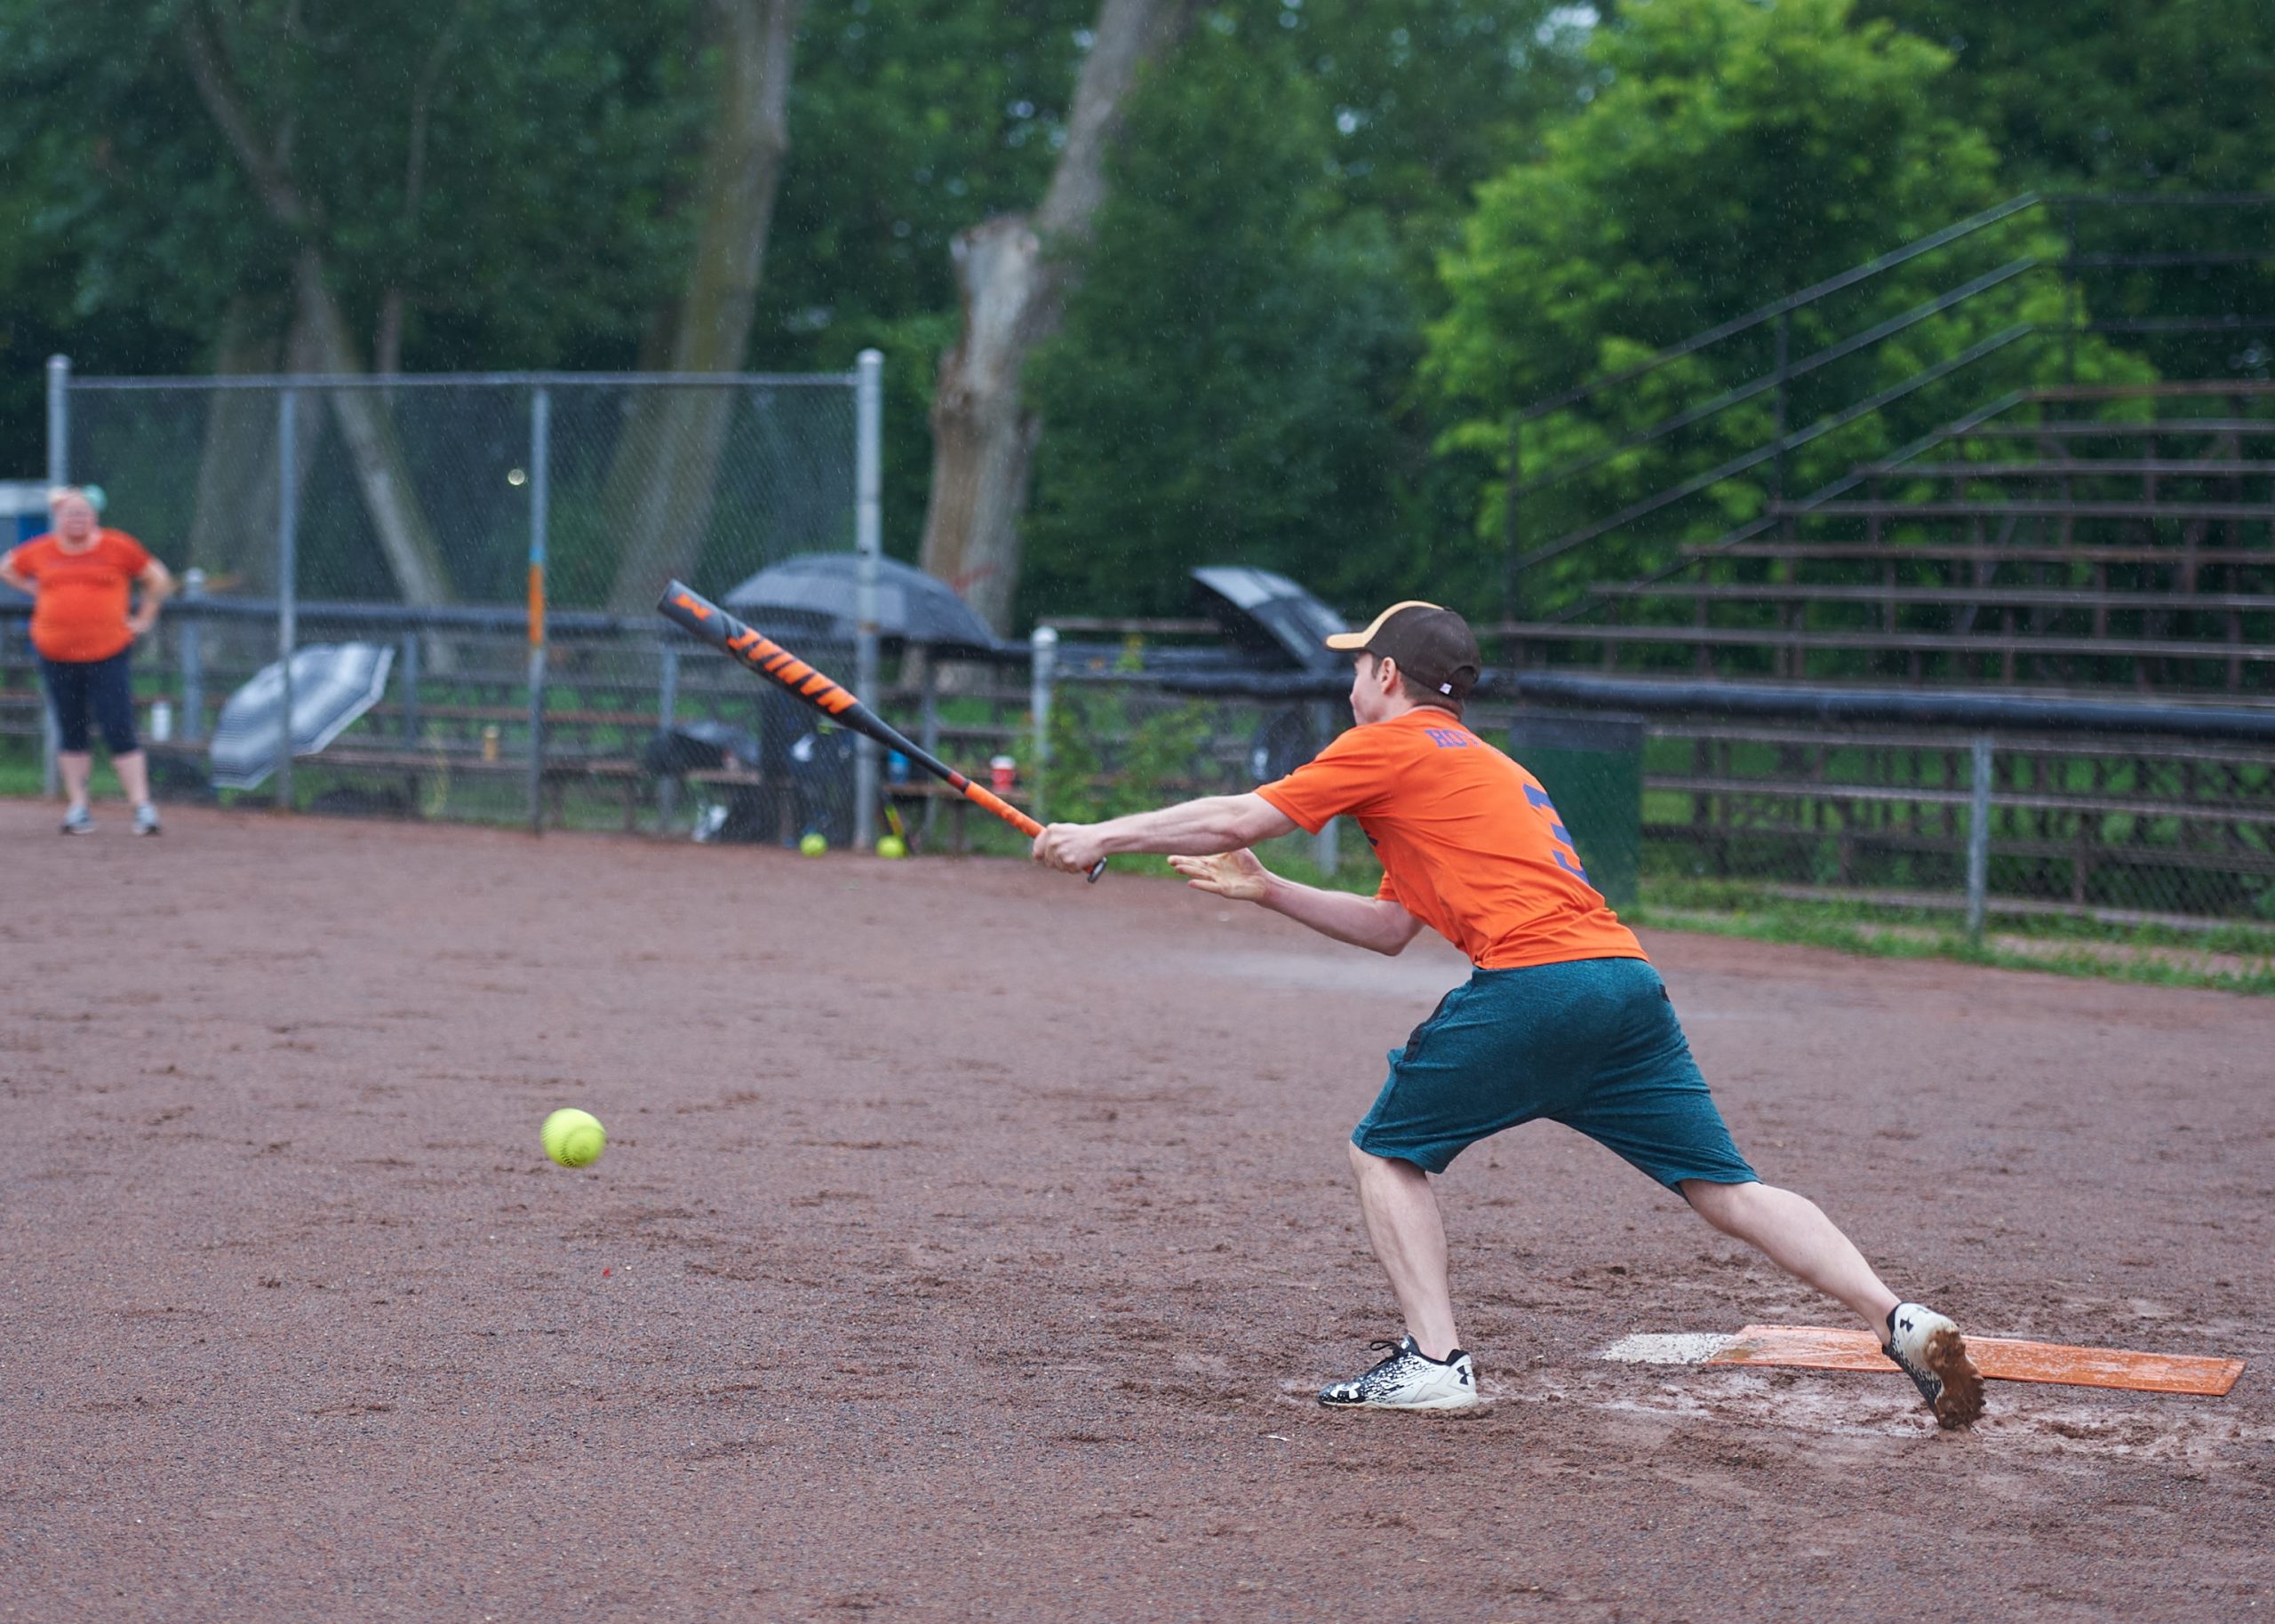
[
  {"left": 1189, "top": 565, "right": 1348, "bottom": 673},
  {"left": 721, "top": 553, "right": 998, "bottom": 657}
]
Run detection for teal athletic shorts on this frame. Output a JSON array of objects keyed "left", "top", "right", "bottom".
[{"left": 1351, "top": 955, "right": 1758, "bottom": 1191}]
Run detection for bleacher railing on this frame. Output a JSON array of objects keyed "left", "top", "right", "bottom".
[{"left": 1497, "top": 192, "right": 2275, "bottom": 625}]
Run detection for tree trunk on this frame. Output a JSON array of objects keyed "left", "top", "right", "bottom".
[
  {"left": 187, "top": 294, "right": 293, "bottom": 593},
  {"left": 918, "top": 0, "right": 1193, "bottom": 634},
  {"left": 293, "top": 247, "right": 455, "bottom": 606},
  {"left": 176, "top": 5, "right": 454, "bottom": 606},
  {"left": 603, "top": 0, "right": 804, "bottom": 612}
]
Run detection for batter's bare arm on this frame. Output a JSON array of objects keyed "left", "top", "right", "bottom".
[
  {"left": 1173, "top": 848, "right": 1428, "bottom": 957},
  {"left": 1032, "top": 792, "right": 1295, "bottom": 873}
]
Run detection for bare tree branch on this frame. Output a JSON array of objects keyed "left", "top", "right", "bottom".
[
  {"left": 603, "top": 0, "right": 807, "bottom": 611},
  {"left": 175, "top": 3, "right": 313, "bottom": 232},
  {"left": 174, "top": 2, "right": 454, "bottom": 606},
  {"left": 378, "top": 0, "right": 476, "bottom": 374}
]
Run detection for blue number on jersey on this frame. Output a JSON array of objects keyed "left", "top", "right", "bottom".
[{"left": 1522, "top": 783, "right": 1589, "bottom": 880}]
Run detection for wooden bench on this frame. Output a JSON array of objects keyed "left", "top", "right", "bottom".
[
  {"left": 1954, "top": 421, "right": 2275, "bottom": 441},
  {"left": 1644, "top": 772, "right": 2275, "bottom": 827},
  {"left": 1680, "top": 543, "right": 2275, "bottom": 565},
  {"left": 141, "top": 739, "right": 647, "bottom": 829},
  {"left": 1779, "top": 499, "right": 2275, "bottom": 521},
  {"left": 1854, "top": 459, "right": 2275, "bottom": 479},
  {"left": 1491, "top": 622, "right": 2275, "bottom": 663},
  {"left": 885, "top": 778, "right": 1033, "bottom": 855},
  {"left": 652, "top": 770, "right": 1032, "bottom": 854},
  {"left": 1590, "top": 582, "right": 2275, "bottom": 612}
]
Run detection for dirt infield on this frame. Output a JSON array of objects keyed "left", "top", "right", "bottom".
[{"left": 5, "top": 802, "right": 2271, "bottom": 1620}]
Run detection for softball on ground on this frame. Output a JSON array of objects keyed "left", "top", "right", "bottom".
[
  {"left": 799, "top": 832, "right": 828, "bottom": 856},
  {"left": 876, "top": 835, "right": 907, "bottom": 859},
  {"left": 541, "top": 1108, "right": 606, "bottom": 1168}
]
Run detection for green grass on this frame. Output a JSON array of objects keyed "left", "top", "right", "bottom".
[
  {"left": 1630, "top": 880, "right": 2275, "bottom": 998},
  {"left": 0, "top": 755, "right": 44, "bottom": 796}
]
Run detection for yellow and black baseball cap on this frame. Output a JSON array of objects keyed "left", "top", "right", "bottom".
[{"left": 1324, "top": 601, "right": 1482, "bottom": 702}]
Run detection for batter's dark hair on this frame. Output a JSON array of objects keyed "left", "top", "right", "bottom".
[{"left": 1366, "top": 652, "right": 1464, "bottom": 717}]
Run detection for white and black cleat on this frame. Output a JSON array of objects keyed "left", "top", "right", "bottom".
[
  {"left": 1318, "top": 1335, "right": 1480, "bottom": 1412},
  {"left": 1885, "top": 1302, "right": 1984, "bottom": 1429}
]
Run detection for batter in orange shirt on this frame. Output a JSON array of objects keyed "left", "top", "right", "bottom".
[
  {"left": 1031, "top": 600, "right": 1983, "bottom": 1428},
  {"left": 1253, "top": 705, "right": 1644, "bottom": 971}
]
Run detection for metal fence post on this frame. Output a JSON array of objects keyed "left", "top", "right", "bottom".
[
  {"left": 1311, "top": 698, "right": 1340, "bottom": 875},
  {"left": 853, "top": 349, "right": 883, "bottom": 851},
  {"left": 40, "top": 354, "right": 67, "bottom": 799},
  {"left": 655, "top": 641, "right": 680, "bottom": 834},
  {"left": 1966, "top": 733, "right": 1994, "bottom": 943},
  {"left": 917, "top": 647, "right": 940, "bottom": 848},
  {"left": 399, "top": 633, "right": 421, "bottom": 745},
  {"left": 526, "top": 385, "right": 551, "bottom": 836},
  {"left": 1030, "top": 625, "right": 1058, "bottom": 824},
  {"left": 275, "top": 386, "right": 299, "bottom": 809},
  {"left": 179, "top": 568, "right": 205, "bottom": 742},
  {"left": 44, "top": 355, "right": 68, "bottom": 484}
]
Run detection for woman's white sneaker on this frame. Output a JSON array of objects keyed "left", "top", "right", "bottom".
[
  {"left": 132, "top": 801, "right": 161, "bottom": 836},
  {"left": 1885, "top": 1302, "right": 1985, "bottom": 1429},
  {"left": 1317, "top": 1336, "right": 1479, "bottom": 1411}
]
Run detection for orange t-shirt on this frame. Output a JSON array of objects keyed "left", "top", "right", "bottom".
[
  {"left": 1257, "top": 707, "right": 1646, "bottom": 971},
  {"left": 6, "top": 529, "right": 154, "bottom": 663}
]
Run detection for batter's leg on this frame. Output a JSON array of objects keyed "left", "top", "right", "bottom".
[
  {"left": 1349, "top": 1142, "right": 1463, "bottom": 1360},
  {"left": 1680, "top": 1179, "right": 1899, "bottom": 1333}
]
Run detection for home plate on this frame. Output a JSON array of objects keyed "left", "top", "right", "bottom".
[
  {"left": 1600, "top": 1325, "right": 2244, "bottom": 1397},
  {"left": 1599, "top": 1333, "right": 1738, "bottom": 1365}
]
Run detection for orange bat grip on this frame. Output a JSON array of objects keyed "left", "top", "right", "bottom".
[
  {"left": 963, "top": 779, "right": 1103, "bottom": 880},
  {"left": 963, "top": 782, "right": 1043, "bottom": 838}
]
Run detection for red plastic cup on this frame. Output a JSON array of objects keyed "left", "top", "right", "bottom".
[{"left": 989, "top": 755, "right": 1016, "bottom": 794}]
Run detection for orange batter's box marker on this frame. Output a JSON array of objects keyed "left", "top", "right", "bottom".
[{"left": 1708, "top": 1324, "right": 2245, "bottom": 1397}]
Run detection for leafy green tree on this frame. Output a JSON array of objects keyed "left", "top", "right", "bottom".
[
  {"left": 0, "top": 1, "right": 698, "bottom": 374},
  {"left": 755, "top": 0, "right": 1100, "bottom": 558},
  {"left": 1427, "top": 0, "right": 2149, "bottom": 614},
  {"left": 1018, "top": 18, "right": 1417, "bottom": 622},
  {"left": 1013, "top": 0, "right": 1594, "bottom": 624},
  {"left": 1856, "top": 0, "right": 2275, "bottom": 378},
  {"left": 1856, "top": 0, "right": 2270, "bottom": 193},
  {"left": 0, "top": 0, "right": 706, "bottom": 599},
  {"left": 907, "top": 0, "right": 1589, "bottom": 629},
  {"left": 1281, "top": 0, "right": 1594, "bottom": 281}
]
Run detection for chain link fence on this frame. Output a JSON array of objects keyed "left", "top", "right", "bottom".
[
  {"left": 1012, "top": 664, "right": 2275, "bottom": 992},
  {"left": 63, "top": 370, "right": 860, "bottom": 609},
  {"left": 4, "top": 362, "right": 870, "bottom": 835}
]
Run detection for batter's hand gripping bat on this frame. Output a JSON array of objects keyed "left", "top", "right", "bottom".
[{"left": 658, "top": 580, "right": 1105, "bottom": 882}]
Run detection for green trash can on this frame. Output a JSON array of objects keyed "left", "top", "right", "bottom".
[{"left": 1507, "top": 713, "right": 1644, "bottom": 912}]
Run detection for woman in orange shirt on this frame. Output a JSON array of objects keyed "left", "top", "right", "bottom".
[{"left": 0, "top": 487, "right": 174, "bottom": 834}]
